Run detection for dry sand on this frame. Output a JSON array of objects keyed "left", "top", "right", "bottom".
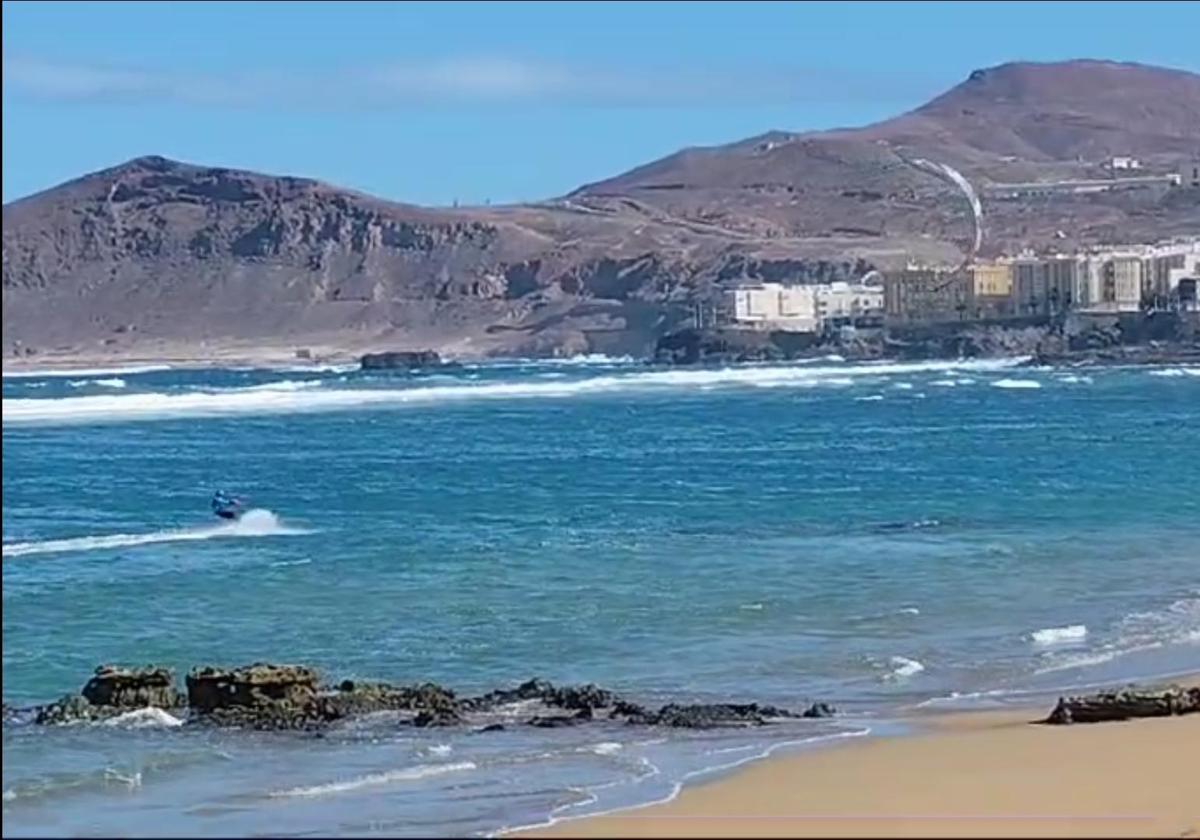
[{"left": 521, "top": 707, "right": 1200, "bottom": 838}]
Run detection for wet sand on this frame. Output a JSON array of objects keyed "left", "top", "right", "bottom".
[{"left": 522, "top": 702, "right": 1200, "bottom": 838}]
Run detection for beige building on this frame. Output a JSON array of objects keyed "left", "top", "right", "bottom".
[{"left": 968, "top": 262, "right": 1013, "bottom": 318}]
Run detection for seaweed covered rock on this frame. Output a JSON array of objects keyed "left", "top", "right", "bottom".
[
  {"left": 1046, "top": 686, "right": 1200, "bottom": 724},
  {"left": 82, "top": 665, "right": 182, "bottom": 709}
]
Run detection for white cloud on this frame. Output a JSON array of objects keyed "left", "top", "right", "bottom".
[{"left": 2, "top": 54, "right": 932, "bottom": 109}]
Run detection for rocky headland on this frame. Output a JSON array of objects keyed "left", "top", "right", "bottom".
[{"left": 6, "top": 663, "right": 838, "bottom": 733}]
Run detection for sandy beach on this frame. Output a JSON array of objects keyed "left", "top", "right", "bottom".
[{"left": 521, "top": 695, "right": 1200, "bottom": 839}]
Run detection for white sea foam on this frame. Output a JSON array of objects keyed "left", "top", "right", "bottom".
[
  {"left": 891, "top": 382, "right": 914, "bottom": 390},
  {"left": 3, "top": 358, "right": 1026, "bottom": 426},
  {"left": 898, "top": 607, "right": 921, "bottom": 616},
  {"left": 205, "top": 379, "right": 326, "bottom": 394},
  {"left": 884, "top": 656, "right": 925, "bottom": 680},
  {"left": 68, "top": 378, "right": 128, "bottom": 389},
  {"left": 2, "top": 364, "right": 171, "bottom": 379},
  {"left": 991, "top": 378, "right": 1042, "bottom": 389},
  {"left": 269, "top": 761, "right": 476, "bottom": 798},
  {"left": 1029, "top": 624, "right": 1088, "bottom": 646},
  {"left": 2, "top": 789, "right": 15, "bottom": 802},
  {"left": 1032, "top": 597, "right": 1199, "bottom": 675},
  {"left": 102, "top": 708, "right": 184, "bottom": 728},
  {"left": 102, "top": 768, "right": 142, "bottom": 790},
  {"left": 1055, "top": 374, "right": 1092, "bottom": 384},
  {"left": 855, "top": 394, "right": 885, "bottom": 401},
  {"left": 929, "top": 379, "right": 958, "bottom": 387},
  {"left": 589, "top": 742, "right": 623, "bottom": 756},
  {"left": 1, "top": 509, "right": 308, "bottom": 559},
  {"left": 1148, "top": 367, "right": 1200, "bottom": 378},
  {"left": 426, "top": 744, "right": 453, "bottom": 757}
]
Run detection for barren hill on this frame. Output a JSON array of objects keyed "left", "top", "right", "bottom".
[{"left": 4, "top": 60, "right": 1198, "bottom": 364}]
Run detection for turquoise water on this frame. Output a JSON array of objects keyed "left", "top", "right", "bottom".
[{"left": 3, "top": 357, "right": 1199, "bottom": 836}]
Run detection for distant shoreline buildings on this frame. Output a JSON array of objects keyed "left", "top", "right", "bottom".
[{"left": 728, "top": 238, "right": 1200, "bottom": 333}]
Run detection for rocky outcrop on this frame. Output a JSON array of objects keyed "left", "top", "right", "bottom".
[
  {"left": 9, "top": 663, "right": 838, "bottom": 733},
  {"left": 654, "top": 327, "right": 824, "bottom": 365},
  {"left": 31, "top": 665, "right": 184, "bottom": 725},
  {"left": 1045, "top": 686, "right": 1200, "bottom": 724},
  {"left": 81, "top": 665, "right": 182, "bottom": 710},
  {"left": 185, "top": 663, "right": 332, "bottom": 730},
  {"left": 359, "top": 350, "right": 444, "bottom": 370},
  {"left": 186, "top": 663, "right": 318, "bottom": 712}
]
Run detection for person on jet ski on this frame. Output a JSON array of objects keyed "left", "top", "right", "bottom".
[{"left": 211, "top": 490, "right": 244, "bottom": 520}]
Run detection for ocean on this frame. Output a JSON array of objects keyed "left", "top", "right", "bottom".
[{"left": 3, "top": 356, "right": 1199, "bottom": 836}]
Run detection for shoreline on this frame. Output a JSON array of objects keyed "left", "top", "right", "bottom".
[
  {"left": 4, "top": 346, "right": 1198, "bottom": 378},
  {"left": 516, "top": 677, "right": 1200, "bottom": 839}
]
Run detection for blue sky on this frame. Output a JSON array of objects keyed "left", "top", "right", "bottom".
[{"left": 3, "top": 0, "right": 1196, "bottom": 206}]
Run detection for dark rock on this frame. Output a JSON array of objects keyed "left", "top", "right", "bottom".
[
  {"left": 802, "top": 702, "right": 837, "bottom": 718},
  {"left": 528, "top": 714, "right": 582, "bottom": 728},
  {"left": 1045, "top": 686, "right": 1200, "bottom": 724},
  {"left": 462, "top": 679, "right": 615, "bottom": 714},
  {"left": 82, "top": 665, "right": 181, "bottom": 709},
  {"left": 618, "top": 702, "right": 795, "bottom": 729},
  {"left": 529, "top": 707, "right": 594, "bottom": 728},
  {"left": 413, "top": 708, "right": 463, "bottom": 728},
  {"left": 360, "top": 350, "right": 443, "bottom": 371},
  {"left": 476, "top": 722, "right": 506, "bottom": 733}
]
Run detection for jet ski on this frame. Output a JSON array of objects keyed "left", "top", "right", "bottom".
[{"left": 211, "top": 490, "right": 246, "bottom": 521}]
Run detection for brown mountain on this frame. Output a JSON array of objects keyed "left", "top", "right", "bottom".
[{"left": 4, "top": 59, "right": 1198, "bottom": 364}]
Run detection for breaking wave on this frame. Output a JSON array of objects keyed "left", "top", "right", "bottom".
[
  {"left": 2, "top": 509, "right": 308, "bottom": 559},
  {"left": 882, "top": 656, "right": 925, "bottom": 680},
  {"left": 3, "top": 358, "right": 1026, "bottom": 426},
  {"left": 2, "top": 364, "right": 172, "bottom": 379},
  {"left": 269, "top": 761, "right": 477, "bottom": 798},
  {"left": 68, "top": 378, "right": 127, "bottom": 389},
  {"left": 1028, "top": 625, "right": 1088, "bottom": 646},
  {"left": 991, "top": 378, "right": 1042, "bottom": 390},
  {"left": 101, "top": 708, "right": 184, "bottom": 729}
]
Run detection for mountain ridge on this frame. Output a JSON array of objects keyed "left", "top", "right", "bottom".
[{"left": 5, "top": 59, "right": 1199, "bottom": 363}]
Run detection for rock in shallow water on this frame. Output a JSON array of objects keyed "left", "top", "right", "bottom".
[
  {"left": 10, "top": 663, "right": 838, "bottom": 733},
  {"left": 82, "top": 665, "right": 182, "bottom": 710}
]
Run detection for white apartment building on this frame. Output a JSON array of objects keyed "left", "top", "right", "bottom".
[
  {"left": 731, "top": 282, "right": 884, "bottom": 332},
  {"left": 732, "top": 283, "right": 819, "bottom": 332},
  {"left": 815, "top": 281, "right": 886, "bottom": 323}
]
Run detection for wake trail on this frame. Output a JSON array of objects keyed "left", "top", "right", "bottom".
[{"left": 2, "top": 509, "right": 309, "bottom": 559}]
